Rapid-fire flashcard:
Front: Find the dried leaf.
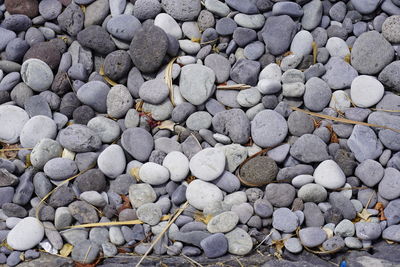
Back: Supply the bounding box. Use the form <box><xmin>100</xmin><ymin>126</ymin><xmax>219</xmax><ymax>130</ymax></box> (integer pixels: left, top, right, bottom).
<box><xmin>103</xmin><ymin>75</ymin><xmax>118</xmax><ymax>87</ymax></box>
<box><xmin>129</xmin><ymin>167</ymin><xmax>141</xmax><ymax>182</ymax></box>
<box><xmin>25</xmin><ymin>154</ymin><xmax>32</xmax><ymax>168</ymax></box>
<box><xmin>312</xmin><ymin>41</ymin><xmax>318</xmax><ymax>65</ymax></box>
<box><xmin>194</xmin><ymin>211</ymin><xmax>213</xmax><ymax>224</ymax></box>
<box><xmin>385</xmin><ymin>239</ymin><xmax>395</xmax><ymax>244</ymax></box>
<box><xmin>344</xmin><ymin>54</ymin><xmax>351</xmax><ymax>64</ymax></box>
<box><xmin>271</xmin><ymin>239</ymin><xmax>284</xmax><ymax>259</ymax></box>
<box><xmin>157</xmin><ymin>120</ymin><xmax>176</xmax><ymax>131</ymax></box>
<box><xmin>164</xmin><ymin>57</ymin><xmax>177</xmax><ymax>106</ymax></box>
<box><xmin>118</xmin><ymin>195</ymin><xmax>132</xmax><ymax>213</ymax></box>
<box><xmin>135</xmin><ymin>100</ymin><xmax>144</xmax><ymax>112</ymax></box>
<box><xmin>60</xmin><ymin>243</ymin><xmax>74</xmax><ymax>257</ymax></box>
<box><xmin>374</xmin><ymin>202</ymin><xmax>387</xmax><ymax>221</ymax></box>
<box><xmin>66</xmin><ymin>215</ymin><xmax>171</xmax><ymax>229</ymax></box>
<box><xmin>191</xmin><ymin>38</ymin><xmax>201</xmax><ymax>43</ymax></box>
<box><xmin>357</xmin><ymin>209</ymin><xmax>373</xmax><ymax>222</ymax></box>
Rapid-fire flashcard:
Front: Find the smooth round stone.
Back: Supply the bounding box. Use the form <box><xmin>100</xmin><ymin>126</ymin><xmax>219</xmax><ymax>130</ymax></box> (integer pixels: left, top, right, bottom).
<box><xmin>345</xmin><ymin>237</ymin><xmax>362</xmax><ymax>249</ymax></box>
<box><xmin>77</xmin><ymin>81</ymin><xmax>110</xmax><ymax>113</ymax></box>
<box><xmin>234</xmin><ymin>14</ymin><xmax>265</xmax><ymax>29</ymax></box>
<box><xmin>299</xmin><ymin>227</ymin><xmax>327</xmax><ymax>247</ymax></box>
<box><xmin>290</xmin><ymin>30</ymin><xmax>313</xmax><ymax>56</ymax></box>
<box><xmin>80</xmin><ymin>191</ymin><xmax>106</xmax><ymax>207</ymax></box>
<box><xmin>161</xmin><ymin>0</ymin><xmax>201</xmax><ymax>21</ymax></box>
<box><xmin>179</xmin><ymin>64</ymin><xmax>215</xmax><ymax>105</ymax></box>
<box><xmin>304</xmin><ymin>77</ymin><xmax>332</xmax><ymax>112</ymax></box>
<box><xmin>351</xmin><ymin>0</ymin><xmax>381</xmax><ymax>14</ymax></box>
<box><xmin>272</xmin><ymin>208</ymin><xmax>299</xmax><ymax>233</ymax></box>
<box><xmin>106</xmin><ymin>14</ymin><xmax>141</xmax><ymax>42</ymax></box>
<box><xmin>382</xmin><ymin>16</ymin><xmax>400</xmax><ymax>43</ymax></box>
<box><xmin>189</xmin><ymin>148</ymin><xmax>226</xmax><ymax>181</ymax></box>
<box><xmin>257</xmin><ymin>79</ymin><xmax>281</xmax><ymax>94</ymax></box>
<box><xmin>244</xmin><ymin>41</ymin><xmax>264</xmax><ymax>61</ymax></box>
<box><xmin>107</xmin><ymin>85</ymin><xmax>133</xmax><ymax>119</ymax></box>
<box><xmin>322</xmin><ymin>57</ymin><xmax>358</xmax><ymax>90</ymax></box>
<box><xmin>298</xmin><ymin>183</ymin><xmax>328</xmax><ymax>203</ymax></box>
<box><xmin>329</xmin><ymin>90</ymin><xmax>351</xmax><ymax>111</ymax></box>
<box><xmin>382</xmin><ymin>225</ymin><xmax>400</xmax><ymax>242</ymax></box>
<box><xmin>19</xmin><ymin>115</ymin><xmax>57</xmax><ymax>148</ymax></box>
<box><xmin>292</xmin><ymin>174</ymin><xmax>314</xmax><ymax>188</ymax></box>
<box><xmin>97</xmin><ymin>145</ymin><xmax>126</xmax><ymax>179</ymax></box>
<box><xmin>87</xmin><ymin>116</ymin><xmax>120</xmax><ymax>144</ymax></box>
<box><xmin>139</xmin><ymin>79</ymin><xmax>169</xmax><ymax>105</ymax></box>
<box><xmin>350</xmin><ymin>75</ymin><xmax>384</xmax><ymax>108</ymax></box>
<box><xmin>59</xmin><ymin>124</ymin><xmax>102</xmax><ymax>153</ymax></box>
<box><xmin>20</xmin><ymin>59</ymin><xmax>53</xmax><ymax>92</ymax></box>
<box><xmin>186</xmin><ymin>111</ymin><xmax>212</xmax><ymax>131</ymax></box>
<box><xmin>200</xmin><ymin>233</ymin><xmax>228</xmax><ymax>259</ymax></box>
<box><xmin>39</xmin><ymin>0</ymin><xmax>62</xmax><ymax>20</ymax></box>
<box><xmin>0</xmin><ymin>105</ymin><xmax>29</xmax><ymax>144</ymax></box>
<box><xmin>335</xmin><ymin>219</ymin><xmax>355</xmax><ymax>237</ymax></box>
<box><xmin>205</xmin><ymin>0</ymin><xmax>230</xmax><ymax>16</ymax></box>
<box><xmin>136</xmin><ymin>203</ymin><xmax>162</xmax><ymax>226</ymax></box>
<box><xmin>284</xmin><ymin>238</ymin><xmax>303</xmax><ymax>254</ymax></box>
<box><xmin>163</xmin><ymin>151</ymin><xmax>189</xmax><ymax>182</ymax></box>
<box><xmin>72</xmin><ymin>240</ymin><xmax>100</xmax><ymax>264</ymax></box>
<box><xmin>133</xmin><ymin>0</ymin><xmax>162</xmax><ymax>20</ymax></box>
<box><xmin>121</xmin><ymin>127</ymin><xmax>154</xmax><ymax>162</ymax></box>
<box><xmin>216</xmin><ymin>17</ymin><xmax>237</xmax><ymax>36</ymax></box>
<box><xmin>236</xmin><ymin>88</ymin><xmax>261</xmax><ymax>108</ymax></box>
<box><xmin>355</xmin><ymin>222</ymin><xmax>382</xmax><ymax>240</ymax></box>
<box><xmin>355</xmin><ymin>159</ymin><xmax>384</xmax><ymax>187</ymax></box>
<box><xmin>30</xmin><ymin>139</ymin><xmax>63</xmax><ymax>169</ymax></box>
<box><xmin>379</xmin><ymin>168</ymin><xmax>400</xmax><ymax>200</ymax></box>
<box><xmin>204</xmin><ymin>54</ymin><xmax>231</xmax><ymax>84</ymax></box>
<box><xmin>7</xmin><ymin>217</ymin><xmax>44</xmax><ymax>251</ymax></box>
<box><xmin>178</xmin><ymin>40</ymin><xmax>200</xmax><ymax>54</ymax></box>
<box><xmin>207</xmin><ymin>211</ymin><xmax>239</xmax><ymax>233</ymax></box>
<box><xmin>302</xmin><ymin>0</ymin><xmax>323</xmax><ymax>30</ymax></box>
<box><xmin>44</xmin><ymin>158</ymin><xmax>78</xmax><ymax>180</ymax></box>
<box><xmin>139</xmin><ymin>162</ymin><xmax>170</xmax><ymax>185</ymax></box>
<box><xmin>251</xmin><ymin>110</ymin><xmax>288</xmax><ymax>148</ymax></box>
<box><xmin>154</xmin><ymin>13</ymin><xmax>182</xmax><ymax>39</ymax></box>
<box><xmin>351</xmin><ymin>31</ymin><xmax>394</xmax><ymax>75</ymax></box>
<box><xmin>239</xmin><ymin>156</ymin><xmax>278</xmax><ymax>186</ymax></box>
<box><xmin>326</xmin><ymin>37</ymin><xmax>350</xmax><ymax>58</ymax></box>
<box><xmin>142</xmin><ymin>99</ymin><xmax>174</xmax><ymax>121</ymax></box>
<box><xmin>186</xmin><ymin>180</ymin><xmax>223</xmax><ymax>210</ymax></box>
<box><xmin>314</xmin><ymin>160</ymin><xmax>346</xmax><ymax>189</ymax></box>
<box><xmin>225</xmin><ymin>228</ymin><xmax>253</xmax><ymax>256</ymax></box>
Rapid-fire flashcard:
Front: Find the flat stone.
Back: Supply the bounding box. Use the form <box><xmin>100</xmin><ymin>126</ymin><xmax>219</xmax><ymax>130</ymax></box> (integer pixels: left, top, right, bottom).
<box><xmin>98</xmin><ymin>144</ymin><xmax>126</xmax><ymax>179</ymax></box>
<box><xmin>129</xmin><ymin>183</ymin><xmax>157</xmax><ymax>208</ymax></box>
<box><xmin>348</xmin><ymin>125</ymin><xmax>383</xmax><ymax>162</ymax></box>
<box><xmin>121</xmin><ymin>127</ymin><xmax>154</xmax><ymax>162</ymax></box>
<box><xmin>272</xmin><ymin>208</ymin><xmax>299</xmax><ymax>233</ymax></box>
<box><xmin>350</xmin><ymin>76</ymin><xmax>384</xmax><ymax>108</ymax></box>
<box><xmin>7</xmin><ymin>217</ymin><xmax>44</xmax><ymax>251</ymax></box>
<box><xmin>314</xmin><ymin>160</ymin><xmax>346</xmax><ymax>190</ymax></box>
<box><xmin>251</xmin><ymin>110</ymin><xmax>288</xmax><ymax>148</ymax></box>
<box><xmin>59</xmin><ymin>124</ymin><xmax>102</xmax><ymax>153</ymax></box>
<box><xmin>0</xmin><ymin>105</ymin><xmax>29</xmax><ymax>144</ymax></box>
<box><xmin>299</xmin><ymin>227</ymin><xmax>327</xmax><ymax>247</ymax></box>
<box><xmin>225</xmin><ymin>228</ymin><xmax>253</xmax><ymax>256</ymax></box>
<box><xmin>186</xmin><ymin>180</ymin><xmax>223</xmax><ymax>210</ymax></box>
<box><xmin>189</xmin><ymin>148</ymin><xmax>226</xmax><ymax>181</ymax></box>
<box><xmin>378</xmin><ymin>168</ymin><xmax>400</xmax><ymax>200</ymax></box>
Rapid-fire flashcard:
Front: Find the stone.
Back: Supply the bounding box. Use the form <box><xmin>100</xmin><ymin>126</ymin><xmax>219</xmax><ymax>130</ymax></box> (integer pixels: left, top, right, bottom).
<box><xmin>77</xmin><ymin>25</ymin><xmax>116</xmax><ymax>55</ymax></box>
<box><xmin>44</xmin><ymin>157</ymin><xmax>78</xmax><ymax>180</ymax></box>
<box><xmin>378</xmin><ymin>168</ymin><xmax>400</xmax><ymax>200</ymax></box>
<box><xmin>129</xmin><ymin>24</ymin><xmax>168</xmax><ymax>73</ymax></box>
<box><xmin>350</xmin><ymin>76</ymin><xmax>384</xmax><ymax>108</ymax></box>
<box><xmin>355</xmin><ymin>159</ymin><xmax>384</xmax><ymax>187</ymax></box>
<box><xmin>71</xmin><ymin>240</ymin><xmax>100</xmax><ymax>264</ymax></box>
<box><xmin>290</xmin><ymin>30</ymin><xmax>313</xmax><ymax>57</ymax></box>
<box><xmin>76</xmin><ymin>81</ymin><xmax>110</xmax><ymax>113</ymax></box>
<box><xmin>272</xmin><ymin>208</ymin><xmax>299</xmax><ymax>233</ymax></box>
<box><xmin>230</xmin><ymin>59</ymin><xmax>260</xmax><ymax>86</ymax></box>
<box><xmin>21</xmin><ymin>59</ymin><xmax>53</xmax><ymax>92</ymax></box>
<box><xmin>139</xmin><ymin>80</ymin><xmax>169</xmax><ymax>105</ymax></box>
<box><xmin>121</xmin><ymin>127</ymin><xmax>154</xmax><ymax>162</ymax></box>
<box><xmin>265</xmin><ymin>184</ymin><xmax>296</xmax><ymax>208</ymax></box>
<box><xmin>161</xmin><ymin>0</ymin><xmax>201</xmax><ymax>21</ymax></box>
<box><xmin>299</xmin><ymin>227</ymin><xmax>327</xmax><ymax>247</ymax></box>
<box><xmin>351</xmin><ymin>31</ymin><xmax>394</xmax><ymax>75</ymax></box>
<box><xmin>69</xmin><ymin>201</ymin><xmax>99</xmax><ymax>224</ymax></box>
<box><xmin>326</xmin><ymin>37</ymin><xmax>350</xmax><ymax>58</ymax></box>
<box><xmin>107</xmin><ymin>85</ymin><xmax>133</xmax><ymax>119</ymax></box>
<box><xmin>7</xmin><ymin>217</ymin><xmax>44</xmax><ymax>251</ymax></box>
<box><xmin>189</xmin><ymin>148</ymin><xmax>226</xmax><ymax>181</ymax></box>
<box><xmin>234</xmin><ymin>14</ymin><xmax>265</xmax><ymax>29</ymax></box>
<box><xmin>212</xmin><ymin>109</ymin><xmax>250</xmax><ymax>144</ymax></box>
<box><xmin>186</xmin><ymin>111</ymin><xmax>212</xmax><ymax>131</ymax></box>
<box><xmin>284</xmin><ymin>238</ymin><xmax>303</xmax><ymax>254</ymax></box>
<box><xmin>0</xmin><ymin>105</ymin><xmax>29</xmax><ymax>144</ymax></box>
<box><xmin>200</xmin><ymin>233</ymin><xmax>228</xmax><ymax>258</ymax></box>
<box><xmin>335</xmin><ymin>219</ymin><xmax>355</xmax><ymax>237</ymax></box>
<box><xmin>186</xmin><ymin>180</ymin><xmax>223</xmax><ymax>210</ymax></box>
<box><xmin>20</xmin><ymin>115</ymin><xmax>57</xmax><ymax>148</ymax></box>
<box><xmin>225</xmin><ymin>228</ymin><xmax>252</xmax><ymax>256</ymax></box>
<box><xmin>314</xmin><ymin>160</ymin><xmax>346</xmax><ymax>190</ymax></box>
<box><xmin>4</xmin><ymin>0</ymin><xmax>39</xmax><ymax>18</ymax></box>
<box><xmin>298</xmin><ymin>184</ymin><xmax>328</xmax><ymax>203</ymax></box>
<box><xmin>322</xmin><ymin>57</ymin><xmax>358</xmax><ymax>90</ymax></box>
<box><xmin>261</xmin><ymin>15</ymin><xmax>297</xmax><ymax>56</ymax></box>
<box><xmin>290</xmin><ymin>134</ymin><xmax>330</xmax><ymax>163</ymax></box>
<box><xmin>97</xmin><ymin>144</ymin><xmax>126</xmax><ymax>179</ymax></box>
<box><xmin>179</xmin><ymin>64</ymin><xmax>215</xmax><ymax>105</ymax></box>
<box><xmin>87</xmin><ymin>117</ymin><xmax>120</xmax><ymax>144</ymax></box>
<box><xmin>348</xmin><ymin>125</ymin><xmax>383</xmax><ymax>162</ymax></box>
<box><xmin>207</xmin><ymin>211</ymin><xmax>239</xmax><ymax>233</ymax></box>
<box><xmin>382</xmin><ymin>225</ymin><xmax>400</xmax><ymax>242</ymax></box>
<box><xmin>329</xmin><ymin>192</ymin><xmax>357</xmax><ymax>220</ymax></box>
<box><xmin>74</xmin><ymin>169</ymin><xmax>106</xmax><ymax>193</ymax></box>
<box><xmin>106</xmin><ymin>14</ymin><xmax>141</xmax><ymax>42</ymax></box>
<box><xmin>129</xmin><ymin>183</ymin><xmax>157</xmax><ymax>208</ymax></box>
<box><xmin>59</xmin><ymin>124</ymin><xmax>102</xmax><ymax>153</ymax></box>
<box><xmin>57</xmin><ymin>3</ymin><xmax>84</xmax><ymax>36</ymax></box>
<box><xmin>239</xmin><ymin>156</ymin><xmax>278</xmax><ymax>186</ymax></box>
<box><xmin>378</xmin><ymin>61</ymin><xmax>400</xmax><ymax>92</ymax></box>
<box><xmin>138</xmin><ymin>162</ymin><xmax>169</xmax><ymax>185</ymax></box>
<box><xmin>355</xmin><ymin>222</ymin><xmax>382</xmax><ymax>240</ymax></box>
<box><xmin>204</xmin><ymin>54</ymin><xmax>231</xmax><ymax>84</ymax></box>
<box><xmin>84</xmin><ymin>0</ymin><xmax>109</xmax><ymax>27</ymax></box>
<box><xmin>322</xmin><ymin>236</ymin><xmax>345</xmax><ymax>251</ymax></box>
<box><xmin>136</xmin><ymin>203</ymin><xmax>162</xmax><ymax>226</ymax></box>
<box><xmin>251</xmin><ymin>110</ymin><xmax>288</xmax><ymax>148</ymax></box>
<box><xmin>134</xmin><ymin>0</ymin><xmax>162</xmax><ymax>20</ymax></box>
<box><xmin>104</xmin><ymin>51</ymin><xmax>132</xmax><ymax>81</ymax></box>
<box><xmin>303</xmin><ymin>202</ymin><xmax>324</xmax><ymax>227</ymax></box>
<box><xmin>351</xmin><ymin>0</ymin><xmax>382</xmax><ymax>14</ymax></box>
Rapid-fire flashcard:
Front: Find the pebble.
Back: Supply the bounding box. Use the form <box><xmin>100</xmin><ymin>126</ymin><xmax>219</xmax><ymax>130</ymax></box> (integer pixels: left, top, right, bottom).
<box><xmin>7</xmin><ymin>217</ymin><xmax>44</xmax><ymax>251</ymax></box>
<box><xmin>77</xmin><ymin>81</ymin><xmax>110</xmax><ymax>113</ymax></box>
<box><xmin>251</xmin><ymin>110</ymin><xmax>288</xmax><ymax>148</ymax></box>
<box><xmin>207</xmin><ymin>211</ymin><xmax>239</xmax><ymax>233</ymax></box>
<box><xmin>355</xmin><ymin>159</ymin><xmax>384</xmax><ymax>187</ymax></box>
<box><xmin>290</xmin><ymin>134</ymin><xmax>330</xmax><ymax>163</ymax></box>
<box><xmin>322</xmin><ymin>57</ymin><xmax>358</xmax><ymax>90</ymax></box>
<box><xmin>284</xmin><ymin>238</ymin><xmax>303</xmax><ymax>253</ymax></box>
<box><xmin>200</xmin><ymin>233</ymin><xmax>228</xmax><ymax>258</ymax></box>
<box><xmin>272</xmin><ymin>208</ymin><xmax>299</xmax><ymax>233</ymax></box>
<box><xmin>121</xmin><ymin>127</ymin><xmax>154</xmax><ymax>162</ymax></box>
<box><xmin>314</xmin><ymin>160</ymin><xmax>346</xmax><ymax>190</ymax></box>
<box><xmin>350</xmin><ymin>76</ymin><xmax>384</xmax><ymax>108</ymax></box>
<box><xmin>186</xmin><ymin>180</ymin><xmax>223</xmax><ymax>210</ymax></box>
<box><xmin>290</xmin><ymin>30</ymin><xmax>313</xmax><ymax>57</ymax></box>
<box><xmin>299</xmin><ymin>227</ymin><xmax>327</xmax><ymax>247</ymax></box>
<box><xmin>0</xmin><ymin>105</ymin><xmax>29</xmax><ymax>144</ymax></box>
<box><xmin>239</xmin><ymin>156</ymin><xmax>278</xmax><ymax>186</ymax></box>
<box><xmin>98</xmin><ymin>144</ymin><xmax>126</xmax><ymax>179</ymax></box>
<box><xmin>21</xmin><ymin>59</ymin><xmax>53</xmax><ymax>92</ymax></box>
<box><xmin>355</xmin><ymin>222</ymin><xmax>382</xmax><ymax>240</ymax></box>
<box><xmin>335</xmin><ymin>219</ymin><xmax>355</xmax><ymax>237</ymax></box>
<box><xmin>212</xmin><ymin>109</ymin><xmax>250</xmax><ymax>144</ymax></box>
<box><xmin>378</xmin><ymin>168</ymin><xmax>400</xmax><ymax>200</ymax></box>
<box><xmin>298</xmin><ymin>183</ymin><xmax>327</xmax><ymax>203</ymax></box>
<box><xmin>348</xmin><ymin>125</ymin><xmax>383</xmax><ymax>162</ymax></box>
<box><xmin>225</xmin><ymin>228</ymin><xmax>253</xmax><ymax>256</ymax></box>
<box><xmin>59</xmin><ymin>124</ymin><xmax>102</xmax><ymax>153</ymax></box>
<box><xmin>128</xmin><ymin>183</ymin><xmax>157</xmax><ymax>208</ymax></box>
<box><xmin>72</xmin><ymin>240</ymin><xmax>100</xmax><ymax>264</ymax></box>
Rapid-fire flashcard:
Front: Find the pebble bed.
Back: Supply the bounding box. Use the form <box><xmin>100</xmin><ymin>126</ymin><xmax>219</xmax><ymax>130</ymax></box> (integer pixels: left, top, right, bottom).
<box><xmin>0</xmin><ymin>0</ymin><xmax>400</xmax><ymax>266</ymax></box>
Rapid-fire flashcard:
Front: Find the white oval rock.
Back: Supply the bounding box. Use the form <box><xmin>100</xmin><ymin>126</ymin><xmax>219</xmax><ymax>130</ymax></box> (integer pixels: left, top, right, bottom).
<box><xmin>97</xmin><ymin>144</ymin><xmax>126</xmax><ymax>178</ymax></box>
<box><xmin>20</xmin><ymin>115</ymin><xmax>57</xmax><ymax>148</ymax></box>
<box><xmin>7</xmin><ymin>217</ymin><xmax>45</xmax><ymax>250</ymax></box>
<box><xmin>21</xmin><ymin>59</ymin><xmax>53</xmax><ymax>92</ymax></box>
<box><xmin>189</xmin><ymin>148</ymin><xmax>226</xmax><ymax>181</ymax></box>
<box><xmin>259</xmin><ymin>63</ymin><xmax>282</xmax><ymax>81</ymax></box>
<box><xmin>186</xmin><ymin>179</ymin><xmax>223</xmax><ymax>210</ymax></box>
<box><xmin>292</xmin><ymin>174</ymin><xmax>314</xmax><ymax>188</ymax></box>
<box><xmin>162</xmin><ymin>151</ymin><xmax>189</xmax><ymax>182</ymax></box>
<box><xmin>314</xmin><ymin>160</ymin><xmax>346</xmax><ymax>189</ymax></box>
<box><xmin>139</xmin><ymin>162</ymin><xmax>170</xmax><ymax>185</ymax></box>
<box><xmin>290</xmin><ymin>30</ymin><xmax>313</xmax><ymax>57</ymax></box>
<box><xmin>225</xmin><ymin>227</ymin><xmax>253</xmax><ymax>256</ymax></box>
<box><xmin>0</xmin><ymin>105</ymin><xmax>29</xmax><ymax>144</ymax></box>
<box><xmin>326</xmin><ymin>37</ymin><xmax>350</xmax><ymax>59</ymax></box>
<box><xmin>154</xmin><ymin>13</ymin><xmax>182</xmax><ymax>39</ymax></box>
<box><xmin>350</xmin><ymin>75</ymin><xmax>384</xmax><ymax>108</ymax></box>
<box><xmin>257</xmin><ymin>79</ymin><xmax>281</xmax><ymax>94</ymax></box>
<box><xmin>207</xmin><ymin>211</ymin><xmax>239</xmax><ymax>233</ymax></box>
<box><xmin>329</xmin><ymin>90</ymin><xmax>351</xmax><ymax>111</ymax></box>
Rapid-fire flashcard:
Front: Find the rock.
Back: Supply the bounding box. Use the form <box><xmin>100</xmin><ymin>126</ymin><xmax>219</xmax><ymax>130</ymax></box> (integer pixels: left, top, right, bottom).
<box><xmin>290</xmin><ymin>134</ymin><xmax>330</xmax><ymax>163</ymax></box>
<box><xmin>7</xmin><ymin>217</ymin><xmax>44</xmax><ymax>251</ymax></box>
<box><xmin>326</xmin><ymin>37</ymin><xmax>350</xmax><ymax>59</ymax></box>
<box><xmin>186</xmin><ymin>180</ymin><xmax>223</xmax><ymax>210</ymax></box>
<box><xmin>162</xmin><ymin>151</ymin><xmax>189</xmax><ymax>182</ymax></box>
<box><xmin>107</xmin><ymin>85</ymin><xmax>133</xmax><ymax>119</ymax></box>
<box><xmin>350</xmin><ymin>76</ymin><xmax>384</xmax><ymax>108</ymax></box>
<box><xmin>69</xmin><ymin>201</ymin><xmax>99</xmax><ymax>224</ymax></box>
<box><xmin>378</xmin><ymin>61</ymin><xmax>400</xmax><ymax>93</ymax></box>
<box><xmin>335</xmin><ymin>219</ymin><xmax>355</xmax><ymax>237</ymax></box>
<box><xmin>161</xmin><ymin>0</ymin><xmax>201</xmax><ymax>21</ymax></box>
<box><xmin>239</xmin><ymin>156</ymin><xmax>278</xmax><ymax>186</ymax></box>
<box><xmin>186</xmin><ymin>111</ymin><xmax>212</xmax><ymax>131</ymax></box>
<box><xmin>355</xmin><ymin>159</ymin><xmax>384</xmax><ymax>187</ymax></box>
<box><xmin>139</xmin><ymin>162</ymin><xmax>170</xmax><ymax>185</ymax></box>
<box><xmin>234</xmin><ymin>14</ymin><xmax>265</xmax><ymax>29</ymax></box>
<box><xmin>200</xmin><ymin>233</ymin><xmax>228</xmax><ymax>258</ymax></box>
<box><xmin>225</xmin><ymin>228</ymin><xmax>252</xmax><ymax>256</ymax></box>
<box><xmin>355</xmin><ymin>222</ymin><xmax>382</xmax><ymax>240</ymax></box>
<box><xmin>104</xmin><ymin>51</ymin><xmax>132</xmax><ymax>81</ymax></box>
<box><xmin>351</xmin><ymin>0</ymin><xmax>381</xmax><ymax>14</ymax></box>
<box><xmin>290</xmin><ymin>30</ymin><xmax>313</xmax><ymax>57</ymax></box>
<box><xmin>76</xmin><ymin>81</ymin><xmax>110</xmax><ymax>113</ymax></box>
<box><xmin>382</xmin><ymin>16</ymin><xmax>400</xmax><ymax>43</ymax></box>
<box><xmin>136</xmin><ymin>203</ymin><xmax>162</xmax><ymax>226</ymax></box>
<box><xmin>98</xmin><ymin>145</ymin><xmax>126</xmax><ymax>179</ymax></box>
<box><xmin>284</xmin><ymin>238</ymin><xmax>303</xmax><ymax>254</ymax></box>
<box><xmin>20</xmin><ymin>115</ymin><xmax>57</xmax><ymax>148</ymax></box>
<box><xmin>251</xmin><ymin>110</ymin><xmax>288</xmax><ymax>148</ymax></box>
<box><xmin>121</xmin><ymin>127</ymin><xmax>154</xmax><ymax>162</ymax></box>
<box><xmin>322</xmin><ymin>57</ymin><xmax>358</xmax><ymax>90</ymax></box>
<box><xmin>134</xmin><ymin>0</ymin><xmax>162</xmax><ymax>20</ymax></box>
<box><xmin>204</xmin><ymin>54</ymin><xmax>231</xmax><ymax>84</ymax></box>
<box><xmin>87</xmin><ymin>117</ymin><xmax>120</xmax><ymax>144</ymax></box>
<box><xmin>298</xmin><ymin>184</ymin><xmax>328</xmax><ymax>203</ymax></box>
<box><xmin>230</xmin><ymin>59</ymin><xmax>260</xmax><ymax>86</ymax></box>
<box><xmin>129</xmin><ymin>183</ymin><xmax>157</xmax><ymax>208</ymax></box>
<box><xmin>59</xmin><ymin>124</ymin><xmax>102</xmax><ymax>153</ymax></box>
<box><xmin>314</xmin><ymin>160</ymin><xmax>346</xmax><ymax>190</ymax></box>
<box><xmin>84</xmin><ymin>0</ymin><xmax>109</xmax><ymax>27</ymax></box>
<box><xmin>348</xmin><ymin>125</ymin><xmax>383</xmax><ymax>162</ymax></box>
<box><xmin>378</xmin><ymin>168</ymin><xmax>400</xmax><ymax>200</ymax></box>
<box><xmin>4</xmin><ymin>0</ymin><xmax>39</xmax><ymax>18</ymax></box>
<box><xmin>212</xmin><ymin>109</ymin><xmax>250</xmax><ymax>144</ymax></box>
<box><xmin>261</xmin><ymin>15</ymin><xmax>297</xmax><ymax>56</ymax></box>
<box><xmin>21</xmin><ymin>59</ymin><xmax>53</xmax><ymax>92</ymax></box>
<box><xmin>302</xmin><ymin>0</ymin><xmax>323</xmax><ymax>30</ymax></box>
<box><xmin>382</xmin><ymin>225</ymin><xmax>400</xmax><ymax>242</ymax></box>
<box><xmin>189</xmin><ymin>148</ymin><xmax>226</xmax><ymax>181</ymax></box>
<box><xmin>129</xmin><ymin>24</ymin><xmax>168</xmax><ymax>73</ymax></box>
<box><xmin>72</xmin><ymin>240</ymin><xmax>100</xmax><ymax>264</ymax></box>
<box><xmin>77</xmin><ymin>25</ymin><xmax>116</xmax><ymax>55</ymax></box>
<box><xmin>299</xmin><ymin>227</ymin><xmax>327</xmax><ymax>247</ymax></box>
<box><xmin>57</xmin><ymin>3</ymin><xmax>84</xmax><ymax>36</ymax></box>
<box><xmin>351</xmin><ymin>31</ymin><xmax>394</xmax><ymax>75</ymax></box>
<box><xmin>139</xmin><ymin>79</ymin><xmax>169</xmax><ymax>105</ymax></box>
<box><xmin>0</xmin><ymin>105</ymin><xmax>29</xmax><ymax>144</ymax></box>
<box><xmin>207</xmin><ymin>211</ymin><xmax>239</xmax><ymax>233</ymax></box>
<box><xmin>329</xmin><ymin>192</ymin><xmax>357</xmax><ymax>220</ymax></box>
<box><xmin>106</xmin><ymin>14</ymin><xmax>141</xmax><ymax>42</ymax></box>
<box><xmin>44</xmin><ymin>158</ymin><xmax>78</xmax><ymax>180</ymax></box>
<box><xmin>265</xmin><ymin>183</ymin><xmax>296</xmax><ymax>207</ymax></box>
<box><xmin>322</xmin><ymin>236</ymin><xmax>345</xmax><ymax>251</ymax></box>
<box><xmin>272</xmin><ymin>208</ymin><xmax>299</xmax><ymax>233</ymax></box>
<box><xmin>303</xmin><ymin>202</ymin><xmax>324</xmax><ymax>227</ymax></box>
